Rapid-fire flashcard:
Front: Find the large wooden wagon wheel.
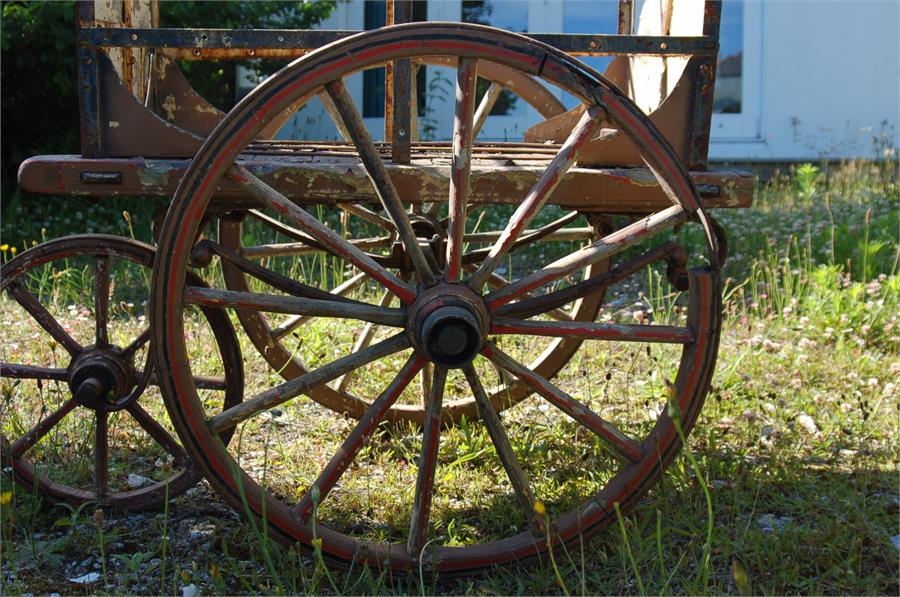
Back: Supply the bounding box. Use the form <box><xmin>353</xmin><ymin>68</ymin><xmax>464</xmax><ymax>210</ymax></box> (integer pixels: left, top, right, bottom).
<box><xmin>0</xmin><ymin>235</ymin><xmax>243</xmax><ymax>510</ymax></box>
<box><xmin>216</xmin><ymin>58</ymin><xmax>608</xmax><ymax>425</ymax></box>
<box><xmin>153</xmin><ymin>24</ymin><xmax>722</xmax><ymax>572</ymax></box>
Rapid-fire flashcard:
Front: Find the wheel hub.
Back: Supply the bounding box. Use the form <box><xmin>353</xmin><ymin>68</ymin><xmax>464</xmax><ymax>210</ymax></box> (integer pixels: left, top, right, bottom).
<box><xmin>67</xmin><ymin>347</ymin><xmax>136</xmax><ymax>411</ymax></box>
<box><xmin>407</xmin><ymin>284</ymin><xmax>489</xmax><ymax>368</ymax></box>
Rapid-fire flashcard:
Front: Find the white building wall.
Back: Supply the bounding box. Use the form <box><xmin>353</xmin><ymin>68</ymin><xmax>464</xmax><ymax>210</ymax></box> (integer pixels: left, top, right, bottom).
<box><xmin>275</xmin><ymin>0</ymin><xmax>899</xmax><ymax>161</ymax></box>
<box><xmin>710</xmin><ymin>0</ymin><xmax>900</xmax><ymax>161</ymax></box>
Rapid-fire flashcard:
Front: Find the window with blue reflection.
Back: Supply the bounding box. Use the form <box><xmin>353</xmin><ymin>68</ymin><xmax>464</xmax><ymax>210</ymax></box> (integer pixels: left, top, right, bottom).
<box><xmin>462</xmin><ymin>1</ymin><xmax>530</xmax><ymax>116</ymax></box>
<box><xmin>563</xmin><ymin>0</ymin><xmax>619</xmax><ymax>75</ymax></box>
<box><xmin>714</xmin><ymin>0</ymin><xmax>743</xmax><ymax>113</ymax></box>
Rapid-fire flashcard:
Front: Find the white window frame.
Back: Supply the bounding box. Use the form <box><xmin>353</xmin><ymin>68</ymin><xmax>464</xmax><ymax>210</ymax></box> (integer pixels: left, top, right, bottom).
<box><xmin>710</xmin><ymin>0</ymin><xmax>763</xmax><ymax>141</ymax></box>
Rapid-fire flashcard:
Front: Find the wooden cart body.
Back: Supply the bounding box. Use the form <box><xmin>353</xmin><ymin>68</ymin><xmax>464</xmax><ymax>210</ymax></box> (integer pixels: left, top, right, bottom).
<box><xmin>18</xmin><ymin>0</ymin><xmax>753</xmax><ymax>213</ymax></box>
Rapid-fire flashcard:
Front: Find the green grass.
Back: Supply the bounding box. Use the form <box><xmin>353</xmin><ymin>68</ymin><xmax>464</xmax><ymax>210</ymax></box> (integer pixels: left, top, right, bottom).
<box><xmin>1</xmin><ymin>160</ymin><xmax>898</xmax><ymax>595</ymax></box>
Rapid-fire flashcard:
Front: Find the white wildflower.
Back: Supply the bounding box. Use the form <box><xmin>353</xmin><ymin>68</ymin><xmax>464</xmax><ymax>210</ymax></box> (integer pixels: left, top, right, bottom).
<box><xmin>796</xmin><ymin>413</ymin><xmax>819</xmax><ymax>435</ymax></box>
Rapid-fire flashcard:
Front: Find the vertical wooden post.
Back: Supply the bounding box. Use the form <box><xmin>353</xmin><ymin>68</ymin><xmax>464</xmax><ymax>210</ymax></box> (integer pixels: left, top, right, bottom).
<box><xmin>388</xmin><ymin>0</ymin><xmax>413</xmax><ymax>164</ymax></box>
<box><xmin>77</xmin><ymin>1</ymin><xmax>102</xmax><ymax>157</ymax></box>
<box><xmin>384</xmin><ymin>0</ymin><xmax>395</xmax><ymax>142</ymax></box>
<box><xmin>617</xmin><ymin>0</ymin><xmax>634</xmax><ymax>34</ymax></box>
<box><xmin>689</xmin><ymin>0</ymin><xmax>722</xmax><ymax>170</ymax></box>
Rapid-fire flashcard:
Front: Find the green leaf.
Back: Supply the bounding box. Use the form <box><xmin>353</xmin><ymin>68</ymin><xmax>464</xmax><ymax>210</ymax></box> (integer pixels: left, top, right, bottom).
<box><xmin>732</xmin><ymin>558</ymin><xmax>753</xmax><ymax>596</ymax></box>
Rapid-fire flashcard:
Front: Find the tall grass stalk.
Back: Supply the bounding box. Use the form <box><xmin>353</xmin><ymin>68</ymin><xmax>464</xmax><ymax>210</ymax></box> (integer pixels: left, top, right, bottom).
<box><xmin>614</xmin><ymin>502</ymin><xmax>646</xmax><ymax>596</ymax></box>
<box><xmin>93</xmin><ymin>509</ymin><xmax>108</xmax><ymax>591</ymax></box>
<box><xmin>667</xmin><ymin>390</ymin><xmax>714</xmax><ymax>594</ymax></box>
<box><xmin>535</xmin><ymin>502</ymin><xmax>570</xmax><ymax>597</ymax></box>
<box><xmin>159</xmin><ymin>480</ymin><xmax>169</xmax><ymax>594</ymax></box>
<box><xmin>229</xmin><ymin>438</ymin><xmax>285</xmax><ymax>593</ymax></box>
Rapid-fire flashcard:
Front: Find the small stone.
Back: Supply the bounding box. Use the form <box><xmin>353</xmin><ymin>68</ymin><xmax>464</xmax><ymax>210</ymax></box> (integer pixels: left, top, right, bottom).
<box><xmin>127</xmin><ymin>473</ymin><xmax>154</xmax><ymax>488</ymax></box>
<box><xmin>757</xmin><ymin>513</ymin><xmax>792</xmax><ymax>533</ymax></box>
<box><xmin>69</xmin><ymin>572</ymin><xmax>101</xmax><ymax>584</ymax></box>
<box><xmin>188</xmin><ymin>521</ymin><xmax>216</xmax><ymax>543</ymax></box>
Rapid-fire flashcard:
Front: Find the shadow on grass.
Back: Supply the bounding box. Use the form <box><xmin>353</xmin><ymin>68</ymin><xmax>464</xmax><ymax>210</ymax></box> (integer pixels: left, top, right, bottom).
<box><xmin>3</xmin><ymin>441</ymin><xmax>897</xmax><ymax>596</ymax></box>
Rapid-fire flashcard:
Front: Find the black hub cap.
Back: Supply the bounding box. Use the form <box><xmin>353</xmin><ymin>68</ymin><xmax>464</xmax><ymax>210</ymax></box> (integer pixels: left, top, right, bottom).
<box><xmin>407</xmin><ymin>284</ymin><xmax>489</xmax><ymax>369</ymax></box>
<box><xmin>421</xmin><ymin>306</ymin><xmax>482</xmax><ymax>368</ymax></box>
<box><xmin>67</xmin><ymin>347</ymin><xmax>136</xmax><ymax>411</ymax></box>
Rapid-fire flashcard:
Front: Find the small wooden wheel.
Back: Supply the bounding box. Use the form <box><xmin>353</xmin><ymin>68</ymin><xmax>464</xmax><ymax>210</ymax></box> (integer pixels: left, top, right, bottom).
<box><xmin>1</xmin><ymin>235</ymin><xmax>243</xmax><ymax>510</ymax></box>
<box><xmin>153</xmin><ymin>24</ymin><xmax>722</xmax><ymax>573</ymax></box>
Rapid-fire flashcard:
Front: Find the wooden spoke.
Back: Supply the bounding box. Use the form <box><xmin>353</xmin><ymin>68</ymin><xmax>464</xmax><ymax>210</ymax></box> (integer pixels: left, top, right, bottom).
<box><xmin>464</xmin><ymin>264</ymin><xmax>571</xmax><ymax>322</ymax></box>
<box><xmin>339</xmin><ymin>203</ymin><xmax>397</xmax><ymax>234</ymax></box>
<box><xmin>487</xmin><ymin>205</ymin><xmax>687</xmax><ymax>309</ymax></box>
<box><xmin>335</xmin><ymin>289</ymin><xmax>395</xmax><ymax>393</ymax></box>
<box><xmin>247</xmin><ymin>209</ymin><xmax>320</xmax><ymax>244</ymax></box>
<box><xmin>462</xmin><ymin>225</ymin><xmax>593</xmax><ymax>245</ymax></box>
<box><xmin>407</xmin><ymin>366</ymin><xmax>448</xmax><ymax>557</ymax></box>
<box><xmin>184</xmin><ymin>286</ymin><xmax>405</xmax><ymax>328</ymax></box>
<box><xmin>230</xmin><ymin>165</ymin><xmax>415</xmax><ymax>303</ymax></box>
<box><xmin>240</xmin><ymin>237</ymin><xmax>392</xmax><ymax>259</ymax></box>
<box><xmin>467</xmin><ymin>106</ymin><xmax>604</xmax><ymax>291</ymax></box>
<box><xmin>294</xmin><ymin>354</ymin><xmax>425</xmax><ymax>521</ymax></box>
<box><xmin>220</xmin><ymin>244</ymin><xmax>350</xmax><ymax>299</ymax></box>
<box><xmin>472</xmin><ymin>82</ymin><xmax>503</xmax><ymax>138</ymax></box>
<box><xmin>462</xmin><ymin>365</ymin><xmax>540</xmax><ymax>529</ymax></box>
<box><xmin>324</xmin><ymin>78</ymin><xmax>437</xmax><ymax>285</ymax></box>
<box><xmin>483</xmin><ymin>344</ymin><xmax>644</xmax><ymax>463</ymax></box>
<box><xmin>491</xmin><ymin>318</ymin><xmax>695</xmax><ymax>344</ymax></box>
<box><xmin>420</xmin><ymin>362</ymin><xmax>433</xmax><ymax>407</ymax></box>
<box><xmin>147</xmin><ymin>371</ymin><xmax>226</xmax><ymax>392</ymax></box>
<box><xmin>10</xmin><ymin>397</ymin><xmax>79</xmax><ymax>458</ymax></box>
<box><xmin>208</xmin><ymin>333</ymin><xmax>410</xmax><ymax>434</ymax></box>
<box><xmin>192</xmin><ymin>375</ymin><xmax>227</xmax><ymax>391</ymax></box>
<box><xmin>0</xmin><ymin>363</ymin><xmax>68</xmax><ymax>381</ymax></box>
<box><xmin>127</xmin><ymin>402</ymin><xmax>190</xmax><ymax>466</ymax></box>
<box><xmin>203</xmin><ymin>240</ymin><xmax>372</xmax><ymax>306</ymax></box>
<box><xmin>120</xmin><ymin>328</ymin><xmax>151</xmax><ymax>360</ymax></box>
<box><xmin>317</xmin><ymin>90</ymin><xmax>353</xmax><ymax>142</ymax></box>
<box><xmin>446</xmin><ymin>57</ymin><xmax>478</xmax><ymax>281</ymax></box>
<box><xmin>7</xmin><ymin>281</ymin><xmax>82</xmax><ymax>357</ymax></box>
<box><xmin>94</xmin><ymin>256</ymin><xmax>110</xmax><ymax>347</ymax></box>
<box><xmin>94</xmin><ymin>410</ymin><xmax>109</xmax><ymax>497</ymax></box>
<box><xmin>461</xmin><ymin>211</ymin><xmax>582</xmax><ymax>264</ymax></box>
<box><xmin>271</xmin><ymin>272</ymin><xmax>368</xmax><ymax>341</ymax></box>
<box><xmin>244</xmin><ymin>209</ymin><xmax>393</xmax><ymax>255</ymax></box>
<box><xmin>495</xmin><ymin>242</ymin><xmax>684</xmax><ymax>319</ymax></box>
